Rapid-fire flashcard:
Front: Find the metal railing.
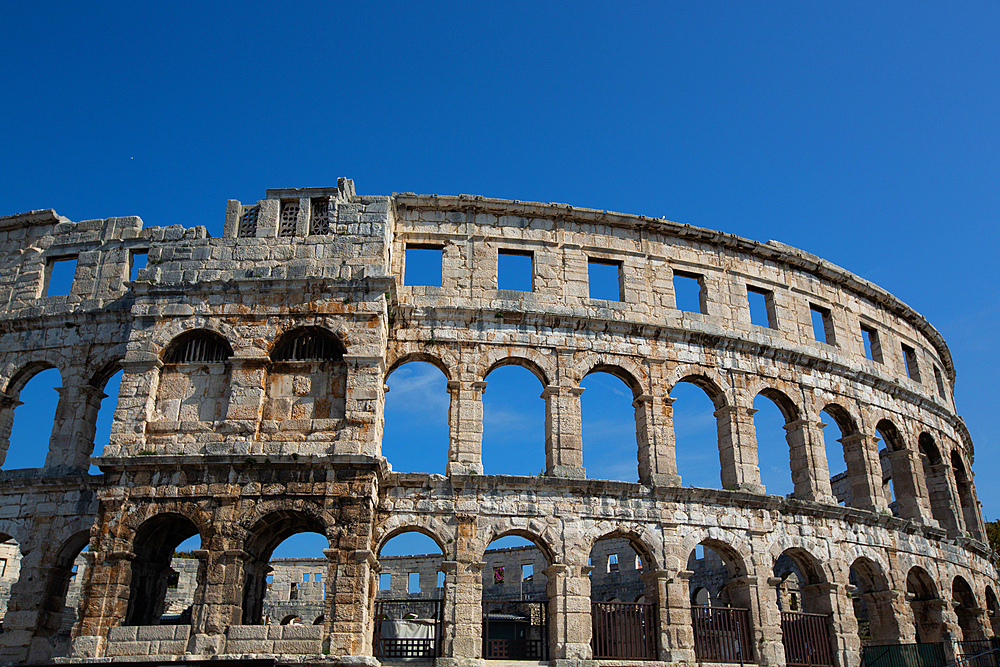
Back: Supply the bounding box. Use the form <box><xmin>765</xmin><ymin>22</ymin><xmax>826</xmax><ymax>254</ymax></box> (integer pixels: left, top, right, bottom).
<box><xmin>591</xmin><ymin>601</ymin><xmax>658</xmax><ymax>660</ymax></box>
<box><xmin>780</xmin><ymin>611</ymin><xmax>833</xmax><ymax>667</ymax></box>
<box><xmin>956</xmin><ymin>641</ymin><xmax>1000</xmax><ymax>667</ymax></box>
<box><xmin>861</xmin><ymin>642</ymin><xmax>946</xmax><ymax>667</ymax></box>
<box><xmin>373</xmin><ymin>598</ymin><xmax>443</xmax><ymax>659</ymax></box>
<box><xmin>691</xmin><ymin>606</ymin><xmax>753</xmax><ymax>664</ymax></box>
<box><xmin>482</xmin><ymin>600</ymin><xmax>548</xmax><ymax>660</ymax></box>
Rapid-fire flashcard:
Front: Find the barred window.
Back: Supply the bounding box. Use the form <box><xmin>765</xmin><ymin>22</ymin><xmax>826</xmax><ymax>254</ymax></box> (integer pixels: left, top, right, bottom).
<box><xmin>279</xmin><ymin>201</ymin><xmax>299</xmax><ymax>237</ymax></box>
<box><xmin>238</xmin><ymin>206</ymin><xmax>259</xmax><ymax>238</ymax></box>
<box><xmin>310</xmin><ymin>198</ymin><xmax>332</xmax><ymax>236</ymax></box>
<box><xmin>272</xmin><ymin>328</ymin><xmax>345</xmax><ymax>362</ymax></box>
<box><xmin>164</xmin><ymin>331</ymin><xmax>233</xmax><ymax>363</ymax></box>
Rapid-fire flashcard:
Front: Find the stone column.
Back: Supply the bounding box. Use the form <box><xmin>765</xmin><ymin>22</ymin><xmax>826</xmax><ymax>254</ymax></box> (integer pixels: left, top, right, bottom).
<box><xmin>760</xmin><ymin>576</ymin><xmax>789</xmax><ymax>666</ymax></box>
<box><xmin>0</xmin><ymin>391</ymin><xmax>20</xmax><ymax>467</ymax></box>
<box><xmin>543</xmin><ymin>386</ymin><xmax>586</xmax><ymax>479</ymax></box>
<box><xmin>439</xmin><ymin>559</ymin><xmax>485</xmax><ymax>664</ymax></box>
<box><xmin>885</xmin><ymin>449</ymin><xmax>931</xmax><ymax>523</ymax></box>
<box><xmin>326</xmin><ymin>547</ymin><xmax>377</xmax><ymax>656</ymax></box>
<box><xmin>784</xmin><ymin>419</ymin><xmax>836</xmax><ymax>503</ymax></box>
<box><xmin>46</xmin><ymin>383</ymin><xmax>106</xmax><ymax>470</ymax></box>
<box><xmin>802</xmin><ymin>581</ymin><xmax>855</xmax><ymax>667</ymax></box>
<box><xmin>715</xmin><ymin>405</ymin><xmax>763</xmax><ymax>493</ymax></box>
<box><xmin>925</xmin><ymin>462</ymin><xmax>962</xmax><ymax>535</ymax></box>
<box><xmin>71</xmin><ymin>548</ymin><xmax>135</xmax><ymax>658</ymax></box>
<box><xmin>635</xmin><ymin>394</ymin><xmax>681</xmax><ymax>486</ymax></box>
<box><xmin>544</xmin><ymin>563</ymin><xmax>592</xmax><ymax>660</ymax></box>
<box><xmin>446</xmin><ymin>380</ymin><xmax>486</xmax><ymax>475</ymax></box>
<box><xmin>840</xmin><ymin>433</ymin><xmax>887</xmax><ymax>512</ymax></box>
<box><xmin>863</xmin><ymin>590</ymin><xmax>902</xmax><ymax>645</ymax></box>
<box><xmin>186</xmin><ymin>549</ymin><xmax>240</xmax><ymax>655</ymax></box>
<box><xmin>342</xmin><ymin>354</ymin><xmax>385</xmax><ymax>457</ymax></box>
<box><xmin>103</xmin><ymin>355</ymin><xmax>162</xmax><ymax>457</ymax></box>
<box><xmin>661</xmin><ymin>569</ymin><xmax>695</xmax><ymax>663</ymax></box>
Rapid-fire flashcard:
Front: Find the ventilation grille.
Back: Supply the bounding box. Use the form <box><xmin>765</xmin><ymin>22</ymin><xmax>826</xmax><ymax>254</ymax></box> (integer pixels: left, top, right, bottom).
<box><xmin>238</xmin><ymin>206</ymin><xmax>259</xmax><ymax>238</ymax></box>
<box><xmin>310</xmin><ymin>198</ymin><xmax>332</xmax><ymax>236</ymax></box>
<box><xmin>166</xmin><ymin>336</ymin><xmax>232</xmax><ymax>363</ymax></box>
<box><xmin>273</xmin><ymin>331</ymin><xmax>342</xmax><ymax>362</ymax></box>
<box><xmin>279</xmin><ymin>202</ymin><xmax>299</xmax><ymax>237</ymax></box>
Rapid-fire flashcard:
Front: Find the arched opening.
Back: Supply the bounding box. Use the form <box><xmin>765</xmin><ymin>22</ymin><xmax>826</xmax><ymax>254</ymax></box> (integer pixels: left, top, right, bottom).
<box><xmin>905</xmin><ymin>567</ymin><xmax>943</xmax><ymax>644</ymax></box>
<box><xmin>263</xmin><ymin>328</ymin><xmax>347</xmax><ymax>442</ymax></box>
<box><xmin>952</xmin><ymin>577</ymin><xmax>985</xmax><ymax>641</ymax></box>
<box><xmin>774</xmin><ymin>549</ymin><xmax>834</xmax><ymax>667</ymax></box>
<box><xmin>984</xmin><ymin>586</ymin><xmax>1000</xmax><ymax>637</ymax></box>
<box><xmin>687</xmin><ymin>541</ymin><xmax>754</xmax><ymax>664</ymax></box>
<box><xmin>242</xmin><ymin>512</ymin><xmax>328</xmax><ymax>626</ymax></box>
<box><xmin>154</xmin><ymin>330</ymin><xmax>233</xmax><ymax>427</ymax></box>
<box><xmin>482</xmin><ymin>533</ymin><xmax>551</xmax><ymax>661</ymax></box>
<box><xmin>90</xmin><ymin>368</ymin><xmax>123</xmax><ymax>474</ymax></box>
<box><xmin>951</xmin><ymin>452</ymin><xmax>981</xmax><ymax>540</ymax></box>
<box><xmin>918</xmin><ymin>434</ymin><xmax>957</xmax><ymax>531</ymax></box>
<box><xmin>375</xmin><ymin>530</ymin><xmax>446</xmax><ymax>659</ymax></box>
<box><xmin>125</xmin><ymin>514</ymin><xmax>200</xmax><ymax>626</ymax></box>
<box><xmin>819</xmin><ymin>407</ymin><xmax>848</xmax><ymax>505</ymax></box>
<box><xmin>670</xmin><ymin>378</ymin><xmax>724</xmax><ymax>489</ymax></box>
<box><xmin>36</xmin><ymin>532</ymin><xmax>90</xmax><ymax>657</ymax></box>
<box><xmin>383</xmin><ymin>361</ymin><xmax>449</xmax><ymax>474</ymax></box>
<box><xmin>482</xmin><ymin>364</ymin><xmax>545</xmax><ymax>476</ymax></box>
<box><xmin>848</xmin><ymin>558</ymin><xmax>898</xmax><ymax>645</ymax></box>
<box><xmin>589</xmin><ymin>533</ymin><xmax>657</xmax><ymax>659</ymax></box>
<box><xmin>2</xmin><ymin>366</ymin><xmax>62</xmax><ymax>470</ymax></box>
<box><xmin>581</xmin><ymin>369</ymin><xmax>640</xmax><ymax>482</ymax></box>
<box><xmin>875</xmin><ymin>420</ymin><xmax>905</xmax><ymax>517</ymax></box>
<box><xmin>753</xmin><ymin>390</ymin><xmax>799</xmax><ymax>499</ymax></box>
<box><xmin>281</xmin><ymin>614</ymin><xmax>302</xmax><ymax>625</ymax></box>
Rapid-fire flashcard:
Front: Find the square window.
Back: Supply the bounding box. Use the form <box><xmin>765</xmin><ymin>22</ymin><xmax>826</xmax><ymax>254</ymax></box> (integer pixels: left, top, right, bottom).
<box><xmin>673</xmin><ymin>271</ymin><xmax>705</xmax><ymax>313</ymax></box>
<box><xmin>588</xmin><ymin>258</ymin><xmax>621</xmax><ymax>301</ymax></box>
<box><xmin>45</xmin><ymin>257</ymin><xmax>77</xmax><ymax>296</ymax></box>
<box><xmin>405</xmin><ymin>246</ymin><xmax>443</xmax><ymax>287</ymax></box>
<box><xmin>129</xmin><ymin>250</ymin><xmax>148</xmax><ymax>282</ymax></box>
<box><xmin>315</xmin><ymin>572</ymin><xmax>322</xmax><ymax>582</ymax></box>
<box><xmin>498</xmin><ymin>250</ymin><xmax>533</xmax><ymax>292</ymax></box>
<box><xmin>747</xmin><ymin>285</ymin><xmax>776</xmax><ymax>328</ymax></box>
<box><xmin>810</xmin><ymin>304</ymin><xmax>836</xmax><ymax>345</ymax></box>
<box><xmin>408</xmin><ymin>572</ymin><xmax>420</xmax><ymax>593</ymax></box>
<box><xmin>303</xmin><ymin>573</ymin><xmax>310</xmax><ymax>583</ymax></box>
<box><xmin>902</xmin><ymin>344</ymin><xmax>921</xmax><ymax>383</ymax></box>
<box><xmin>379</xmin><ymin>573</ymin><xmax>391</xmax><ymax>591</ymax></box>
<box><xmin>860</xmin><ymin>324</ymin><xmax>884</xmax><ymax>363</ymax></box>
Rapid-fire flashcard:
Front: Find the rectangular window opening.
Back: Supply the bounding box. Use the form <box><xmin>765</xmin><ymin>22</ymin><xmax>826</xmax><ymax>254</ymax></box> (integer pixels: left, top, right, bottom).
<box><xmin>902</xmin><ymin>344</ymin><xmax>921</xmax><ymax>383</ymax></box>
<box><xmin>303</xmin><ymin>573</ymin><xmax>310</xmax><ymax>583</ymax></box>
<box><xmin>379</xmin><ymin>573</ymin><xmax>391</xmax><ymax>591</ymax></box>
<box><xmin>747</xmin><ymin>285</ymin><xmax>776</xmax><ymax>328</ymax></box>
<box><xmin>45</xmin><ymin>256</ymin><xmax>78</xmax><ymax>296</ymax></box>
<box><xmin>266</xmin><ymin>574</ymin><xmax>274</xmax><ymax>584</ymax></box>
<box><xmin>934</xmin><ymin>366</ymin><xmax>946</xmax><ymax>397</ymax></box>
<box><xmin>521</xmin><ymin>563</ymin><xmax>533</xmax><ymax>581</ymax></box>
<box><xmin>673</xmin><ymin>271</ymin><xmax>706</xmax><ymax>314</ymax></box>
<box><xmin>129</xmin><ymin>250</ymin><xmax>148</xmax><ymax>282</ymax></box>
<box><xmin>498</xmin><ymin>249</ymin><xmax>533</xmax><ymax>292</ymax></box>
<box><xmin>315</xmin><ymin>572</ymin><xmax>322</xmax><ymax>582</ymax></box>
<box><xmin>810</xmin><ymin>304</ymin><xmax>836</xmax><ymax>345</ymax></box>
<box><xmin>588</xmin><ymin>258</ymin><xmax>622</xmax><ymax>301</ymax></box>
<box><xmin>437</xmin><ymin>571</ymin><xmax>445</xmax><ymax>588</ymax></box>
<box><xmin>608</xmin><ymin>553</ymin><xmax>619</xmax><ymax>573</ymax></box>
<box><xmin>408</xmin><ymin>572</ymin><xmax>420</xmax><ymax>594</ymax></box>
<box><xmin>405</xmin><ymin>245</ymin><xmax>443</xmax><ymax>287</ymax></box>
<box><xmin>860</xmin><ymin>324</ymin><xmax>883</xmax><ymax>363</ymax></box>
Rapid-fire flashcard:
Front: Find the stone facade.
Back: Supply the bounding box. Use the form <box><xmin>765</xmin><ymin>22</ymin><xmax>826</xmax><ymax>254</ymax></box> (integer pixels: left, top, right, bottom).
<box><xmin>0</xmin><ymin>181</ymin><xmax>994</xmax><ymax>666</ymax></box>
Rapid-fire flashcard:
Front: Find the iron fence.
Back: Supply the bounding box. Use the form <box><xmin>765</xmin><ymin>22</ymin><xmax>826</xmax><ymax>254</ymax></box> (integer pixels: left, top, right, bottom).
<box><xmin>373</xmin><ymin>598</ymin><xmax>443</xmax><ymax>659</ymax></box>
<box><xmin>860</xmin><ymin>642</ymin><xmax>946</xmax><ymax>667</ymax></box>
<box><xmin>781</xmin><ymin>611</ymin><xmax>833</xmax><ymax>667</ymax></box>
<box><xmin>482</xmin><ymin>600</ymin><xmax>548</xmax><ymax>660</ymax></box>
<box><xmin>591</xmin><ymin>601</ymin><xmax>658</xmax><ymax>660</ymax></box>
<box><xmin>691</xmin><ymin>606</ymin><xmax>753</xmax><ymax>663</ymax></box>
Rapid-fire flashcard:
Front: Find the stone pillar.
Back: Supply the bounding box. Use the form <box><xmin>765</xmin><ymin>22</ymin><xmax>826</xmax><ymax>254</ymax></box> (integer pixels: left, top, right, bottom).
<box><xmin>71</xmin><ymin>548</ymin><xmax>135</xmax><ymax>658</ymax></box>
<box><xmin>543</xmin><ymin>386</ymin><xmax>586</xmax><ymax>479</ymax></box>
<box><xmin>925</xmin><ymin>462</ymin><xmax>962</xmax><ymax>535</ymax></box>
<box><xmin>222</xmin><ymin>357</ymin><xmax>267</xmax><ymax>436</ymax></box>
<box><xmin>439</xmin><ymin>559</ymin><xmax>485</xmax><ymax>664</ymax></box>
<box><xmin>863</xmin><ymin>590</ymin><xmax>903</xmax><ymax>645</ymax></box>
<box><xmin>661</xmin><ymin>570</ymin><xmax>695</xmax><ymax>663</ymax></box>
<box><xmin>544</xmin><ymin>563</ymin><xmax>592</xmax><ymax>660</ymax></box>
<box><xmin>886</xmin><ymin>449</ymin><xmax>931</xmax><ymax>523</ymax></box>
<box><xmin>46</xmin><ymin>383</ymin><xmax>106</xmax><ymax>470</ymax></box>
<box><xmin>103</xmin><ymin>355</ymin><xmax>162</xmax><ymax>457</ymax></box>
<box><xmin>326</xmin><ymin>547</ymin><xmax>377</xmax><ymax>656</ymax></box>
<box><xmin>802</xmin><ymin>581</ymin><xmax>856</xmax><ymax>667</ymax></box>
<box><xmin>840</xmin><ymin>433</ymin><xmax>887</xmax><ymax>512</ymax></box>
<box><xmin>715</xmin><ymin>405</ymin><xmax>763</xmax><ymax>493</ymax></box>
<box><xmin>0</xmin><ymin>391</ymin><xmax>23</xmax><ymax>467</ymax></box>
<box><xmin>784</xmin><ymin>419</ymin><xmax>836</xmax><ymax>503</ymax></box>
<box><xmin>760</xmin><ymin>576</ymin><xmax>789</xmax><ymax>666</ymax></box>
<box><xmin>446</xmin><ymin>380</ymin><xmax>486</xmax><ymax>475</ymax></box>
<box><xmin>342</xmin><ymin>354</ymin><xmax>385</xmax><ymax>457</ymax></box>
<box><xmin>635</xmin><ymin>394</ymin><xmax>681</xmax><ymax>486</ymax></box>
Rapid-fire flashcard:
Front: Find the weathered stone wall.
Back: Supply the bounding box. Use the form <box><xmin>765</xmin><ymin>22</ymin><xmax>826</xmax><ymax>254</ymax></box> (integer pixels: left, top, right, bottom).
<box><xmin>0</xmin><ymin>182</ymin><xmax>993</xmax><ymax>666</ymax></box>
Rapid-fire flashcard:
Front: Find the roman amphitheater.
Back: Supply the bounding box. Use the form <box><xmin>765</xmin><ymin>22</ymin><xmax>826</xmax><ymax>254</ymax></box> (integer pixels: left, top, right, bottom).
<box><xmin>0</xmin><ymin>180</ymin><xmax>995</xmax><ymax>667</ymax></box>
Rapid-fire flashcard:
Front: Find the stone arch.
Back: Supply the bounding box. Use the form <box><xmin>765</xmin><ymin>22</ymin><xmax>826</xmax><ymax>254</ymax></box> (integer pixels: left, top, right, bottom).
<box><xmin>268</xmin><ymin>325</ymin><xmax>348</xmax><ymax>361</ymax></box>
<box><xmin>953</xmin><ymin>576</ymin><xmax>986</xmax><ymax>641</ymax></box>
<box><xmin>753</xmin><ymin>385</ymin><xmax>810</xmax><ymax>499</ymax></box>
<box><xmin>153</xmin><ymin>329</ymin><xmax>234</xmax><ymax>427</ymax></box>
<box><xmin>385</xmin><ymin>350</ymin><xmax>453</xmax><ymax>382</ymax></box>
<box><xmin>577</xmin><ymin>354</ymin><xmax>648</xmax><ymax>397</ymax></box>
<box><xmin>950</xmin><ymin>449</ymin><xmax>982</xmax><ymax>539</ymax></box>
<box><xmin>917</xmin><ymin>432</ymin><xmax>958</xmax><ymax>531</ymax></box>
<box><xmin>905</xmin><ymin>566</ymin><xmax>944</xmax><ymax>644</ymax></box>
<box><xmin>481</xmin><ymin>525</ymin><xmax>558</xmax><ymax>568</ymax></box>
<box><xmin>678</xmin><ymin>530</ymin><xmax>753</xmax><ymax>579</ymax></box>
<box><xmin>36</xmin><ymin>530</ymin><xmax>91</xmax><ymax>639</ymax></box>
<box><xmin>874</xmin><ymin>418</ymin><xmax>913</xmax><ymax>517</ymax></box>
<box><xmin>0</xmin><ymin>355</ymin><xmax>66</xmax><ymax>396</ymax></box>
<box><xmin>984</xmin><ymin>586</ymin><xmax>1000</xmax><ymax>636</ymax></box>
<box><xmin>263</xmin><ymin>326</ymin><xmax>348</xmax><ymax>428</ymax></box>
<box><xmin>241</xmin><ymin>507</ymin><xmax>331</xmax><ymax>626</ymax></box>
<box><xmin>754</xmin><ymin>386</ymin><xmax>801</xmax><ymax>423</ymax></box>
<box><xmin>0</xmin><ymin>359</ymin><xmax>65</xmax><ymax>469</ymax></box>
<box><xmin>848</xmin><ymin>556</ymin><xmax>899</xmax><ymax>644</ymax></box>
<box><xmin>125</xmin><ymin>512</ymin><xmax>202</xmax><ymax>626</ymax></box>
<box><xmin>585</xmin><ymin>526</ymin><xmax>660</xmax><ymax>572</ymax></box>
<box><xmin>482</xmin><ymin>350</ymin><xmax>553</xmax><ymax>387</ymax></box>
<box><xmin>281</xmin><ymin>614</ymin><xmax>301</xmax><ymax>625</ymax></box>
<box><xmin>373</xmin><ymin>518</ymin><xmax>450</xmax><ymax>557</ymax></box>
<box><xmin>85</xmin><ymin>345</ymin><xmax>128</xmax><ymax>390</ymax></box>
<box><xmin>143</xmin><ymin>318</ymin><xmax>242</xmax><ymax>359</ymax></box>
<box><xmin>663</xmin><ymin>365</ymin><xmax>731</xmax><ymax>407</ymax></box>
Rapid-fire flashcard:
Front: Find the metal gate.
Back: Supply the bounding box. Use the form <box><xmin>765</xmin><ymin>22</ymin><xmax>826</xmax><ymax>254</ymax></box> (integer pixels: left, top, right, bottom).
<box><xmin>781</xmin><ymin>611</ymin><xmax>833</xmax><ymax>667</ymax></box>
<box><xmin>482</xmin><ymin>600</ymin><xmax>548</xmax><ymax>660</ymax></box>
<box><xmin>691</xmin><ymin>606</ymin><xmax>753</xmax><ymax>663</ymax></box>
<box><xmin>373</xmin><ymin>598</ymin><xmax>443</xmax><ymax>659</ymax></box>
<box><xmin>860</xmin><ymin>643</ymin><xmax>946</xmax><ymax>667</ymax></box>
<box><xmin>591</xmin><ymin>601</ymin><xmax>658</xmax><ymax>660</ymax></box>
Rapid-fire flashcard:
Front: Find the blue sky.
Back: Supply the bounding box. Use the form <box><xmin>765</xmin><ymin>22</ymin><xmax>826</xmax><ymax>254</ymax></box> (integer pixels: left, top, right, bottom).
<box><xmin>2</xmin><ymin>3</ymin><xmax>998</xmax><ymax>561</ymax></box>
